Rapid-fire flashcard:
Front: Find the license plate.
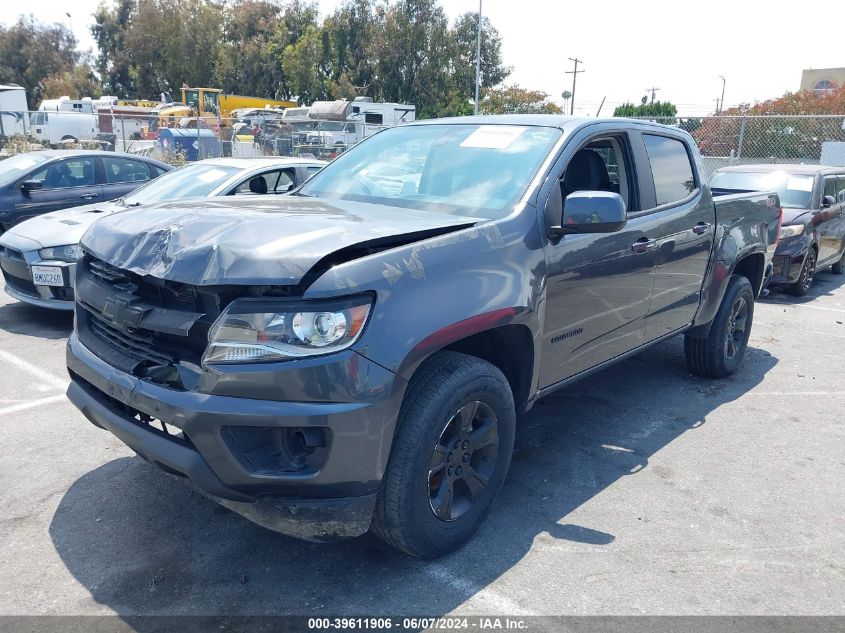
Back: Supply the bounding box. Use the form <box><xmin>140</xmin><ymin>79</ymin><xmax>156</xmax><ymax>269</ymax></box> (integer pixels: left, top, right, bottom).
<box><xmin>32</xmin><ymin>265</ymin><xmax>64</xmax><ymax>287</ymax></box>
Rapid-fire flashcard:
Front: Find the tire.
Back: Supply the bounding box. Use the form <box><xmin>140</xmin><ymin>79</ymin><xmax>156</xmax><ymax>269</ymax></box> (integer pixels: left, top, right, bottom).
<box><xmin>832</xmin><ymin>248</ymin><xmax>845</xmax><ymax>275</ymax></box>
<box><xmin>371</xmin><ymin>351</ymin><xmax>515</xmax><ymax>558</ymax></box>
<box><xmin>685</xmin><ymin>274</ymin><xmax>755</xmax><ymax>379</ymax></box>
<box><xmin>787</xmin><ymin>248</ymin><xmax>817</xmax><ymax>296</ymax></box>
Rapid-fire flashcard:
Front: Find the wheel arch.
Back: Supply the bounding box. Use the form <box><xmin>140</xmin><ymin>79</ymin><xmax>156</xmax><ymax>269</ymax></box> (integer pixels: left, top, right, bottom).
<box><xmin>732</xmin><ymin>251</ymin><xmax>766</xmax><ymax>298</ymax></box>
<box><xmin>404</xmin><ymin>323</ymin><xmax>536</xmax><ymax>415</ymax></box>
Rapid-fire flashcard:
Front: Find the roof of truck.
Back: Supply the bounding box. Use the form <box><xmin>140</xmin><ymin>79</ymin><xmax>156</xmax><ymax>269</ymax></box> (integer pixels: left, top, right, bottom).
<box><xmin>716</xmin><ymin>164</ymin><xmax>845</xmax><ymax>176</ymax></box>
<box><xmin>410</xmin><ymin>114</ymin><xmax>593</xmax><ymax>129</ymax></box>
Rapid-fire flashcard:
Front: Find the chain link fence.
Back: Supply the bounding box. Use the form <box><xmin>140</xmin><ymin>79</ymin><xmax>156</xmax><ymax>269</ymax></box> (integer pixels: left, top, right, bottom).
<box><xmin>3</xmin><ymin>110</ymin><xmax>845</xmax><ymax>176</ymax></box>
<box><xmin>631</xmin><ymin>115</ymin><xmax>845</xmax><ymax>177</ymax></box>
<box><xmin>0</xmin><ymin>109</ymin><xmax>393</xmax><ymax>164</ymax></box>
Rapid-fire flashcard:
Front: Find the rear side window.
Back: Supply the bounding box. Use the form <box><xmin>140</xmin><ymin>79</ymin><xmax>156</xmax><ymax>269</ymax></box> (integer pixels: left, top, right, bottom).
<box><xmin>103</xmin><ymin>157</ymin><xmax>151</xmax><ymax>184</ymax></box>
<box><xmin>150</xmin><ymin>165</ymin><xmax>169</xmax><ymax>178</ymax></box>
<box><xmin>643</xmin><ymin>134</ymin><xmax>697</xmax><ymax>206</ymax></box>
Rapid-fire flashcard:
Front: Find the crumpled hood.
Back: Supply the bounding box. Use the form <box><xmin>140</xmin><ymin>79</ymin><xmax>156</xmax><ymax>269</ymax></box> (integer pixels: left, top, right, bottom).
<box><xmin>6</xmin><ymin>200</ymin><xmax>124</xmax><ymax>249</ymax></box>
<box><xmin>781</xmin><ymin>208</ymin><xmax>810</xmax><ymax>226</ymax></box>
<box><xmin>80</xmin><ymin>196</ymin><xmax>481</xmax><ymax>286</ymax></box>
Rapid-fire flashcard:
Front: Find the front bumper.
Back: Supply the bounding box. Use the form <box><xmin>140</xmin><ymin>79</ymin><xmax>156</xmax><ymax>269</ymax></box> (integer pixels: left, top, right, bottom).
<box><xmin>768</xmin><ymin>237</ymin><xmax>811</xmax><ymax>286</ymax></box>
<box><xmin>66</xmin><ymin>332</ymin><xmax>406</xmax><ymax>540</ymax></box>
<box><xmin>0</xmin><ymin>235</ymin><xmax>75</xmax><ymax>310</ymax></box>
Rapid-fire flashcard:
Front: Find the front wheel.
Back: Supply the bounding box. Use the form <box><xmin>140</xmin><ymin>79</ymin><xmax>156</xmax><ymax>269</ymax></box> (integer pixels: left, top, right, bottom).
<box><xmin>832</xmin><ymin>248</ymin><xmax>845</xmax><ymax>275</ymax></box>
<box><xmin>685</xmin><ymin>274</ymin><xmax>755</xmax><ymax>379</ymax></box>
<box><xmin>371</xmin><ymin>351</ymin><xmax>515</xmax><ymax>558</ymax></box>
<box><xmin>787</xmin><ymin>248</ymin><xmax>817</xmax><ymax>296</ymax></box>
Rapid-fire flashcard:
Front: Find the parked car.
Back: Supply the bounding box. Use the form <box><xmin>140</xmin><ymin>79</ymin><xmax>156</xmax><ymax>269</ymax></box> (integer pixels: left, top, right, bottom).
<box><xmin>66</xmin><ymin>116</ymin><xmax>780</xmax><ymax>558</ymax></box>
<box><xmin>0</xmin><ymin>150</ymin><xmax>171</xmax><ymax>233</ymax></box>
<box><xmin>0</xmin><ymin>156</ymin><xmax>325</xmax><ymax>311</ymax></box>
<box><xmin>712</xmin><ymin>165</ymin><xmax>845</xmax><ymax>295</ymax></box>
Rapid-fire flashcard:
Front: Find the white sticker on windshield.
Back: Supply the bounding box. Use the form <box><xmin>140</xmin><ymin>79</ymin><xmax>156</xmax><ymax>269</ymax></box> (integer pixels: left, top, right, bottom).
<box><xmin>460</xmin><ymin>126</ymin><xmax>527</xmax><ymax>149</ymax></box>
<box><xmin>197</xmin><ymin>168</ymin><xmax>229</xmax><ymax>183</ymax></box>
<box><xmin>787</xmin><ymin>176</ymin><xmax>813</xmax><ymax>192</ymax></box>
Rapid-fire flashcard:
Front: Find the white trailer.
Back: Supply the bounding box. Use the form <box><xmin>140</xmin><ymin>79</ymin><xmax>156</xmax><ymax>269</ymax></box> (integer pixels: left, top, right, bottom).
<box><xmin>305</xmin><ymin>98</ymin><xmax>415</xmax><ymax>148</ymax></box>
<box><xmin>30</xmin><ymin>97</ymin><xmax>98</xmax><ymax>145</ymax></box>
<box><xmin>0</xmin><ymin>84</ymin><xmax>28</xmax><ymax>138</ymax></box>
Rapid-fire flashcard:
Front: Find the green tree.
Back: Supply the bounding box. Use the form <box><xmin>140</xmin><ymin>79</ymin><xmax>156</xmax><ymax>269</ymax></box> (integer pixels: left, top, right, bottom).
<box><xmin>613</xmin><ymin>100</ymin><xmax>678</xmax><ymax>118</ymax></box>
<box><xmin>92</xmin><ymin>0</ymin><xmax>224</xmax><ymax>99</ymax></box>
<box><xmin>215</xmin><ymin>0</ymin><xmax>285</xmax><ymax>98</ymax></box>
<box><xmin>0</xmin><ymin>16</ymin><xmax>83</xmax><ymax>107</ymax></box>
<box><xmin>480</xmin><ymin>85</ymin><xmax>562</xmax><ymax>115</ymax></box>
<box><xmin>40</xmin><ymin>62</ymin><xmax>102</xmax><ymax>101</ymax></box>
<box><xmin>451</xmin><ymin>12</ymin><xmax>510</xmax><ymax>107</ymax></box>
<box><xmin>281</xmin><ymin>25</ymin><xmax>330</xmax><ymax>104</ymax></box>
<box><xmin>91</xmin><ymin>0</ymin><xmax>136</xmax><ymax>97</ymax></box>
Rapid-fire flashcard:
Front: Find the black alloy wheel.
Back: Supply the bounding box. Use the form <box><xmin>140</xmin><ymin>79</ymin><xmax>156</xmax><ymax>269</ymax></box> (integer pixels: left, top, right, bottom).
<box><xmin>787</xmin><ymin>249</ymin><xmax>817</xmax><ymax>296</ymax></box>
<box><xmin>725</xmin><ymin>294</ymin><xmax>749</xmax><ymax>361</ymax></box>
<box><xmin>427</xmin><ymin>401</ymin><xmax>499</xmax><ymax>522</ymax></box>
<box><xmin>800</xmin><ymin>249</ymin><xmax>817</xmax><ymax>292</ymax></box>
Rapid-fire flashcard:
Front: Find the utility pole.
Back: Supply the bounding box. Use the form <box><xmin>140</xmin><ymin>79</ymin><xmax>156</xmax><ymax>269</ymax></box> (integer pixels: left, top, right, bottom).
<box><xmin>595</xmin><ymin>96</ymin><xmax>606</xmax><ymax>117</ymax></box>
<box><xmin>718</xmin><ymin>75</ymin><xmax>726</xmax><ymax>114</ymax></box>
<box><xmin>565</xmin><ymin>58</ymin><xmax>584</xmax><ymax>115</ymax></box>
<box><xmin>645</xmin><ymin>86</ymin><xmax>660</xmax><ymax>104</ymax></box>
<box><xmin>474</xmin><ymin>0</ymin><xmax>483</xmax><ymax>115</ymax></box>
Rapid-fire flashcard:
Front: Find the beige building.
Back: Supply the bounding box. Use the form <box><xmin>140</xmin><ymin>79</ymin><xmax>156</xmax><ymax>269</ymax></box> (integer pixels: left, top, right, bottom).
<box><xmin>800</xmin><ymin>67</ymin><xmax>845</xmax><ymax>92</ymax></box>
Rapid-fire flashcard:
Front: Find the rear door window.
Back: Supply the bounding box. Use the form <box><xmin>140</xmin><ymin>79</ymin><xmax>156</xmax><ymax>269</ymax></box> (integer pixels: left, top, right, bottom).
<box><xmin>103</xmin><ymin>157</ymin><xmax>152</xmax><ymax>184</ymax></box>
<box><xmin>232</xmin><ymin>169</ymin><xmax>295</xmax><ymax>195</ymax></box>
<box><xmin>642</xmin><ymin>134</ymin><xmax>697</xmax><ymax>206</ymax></box>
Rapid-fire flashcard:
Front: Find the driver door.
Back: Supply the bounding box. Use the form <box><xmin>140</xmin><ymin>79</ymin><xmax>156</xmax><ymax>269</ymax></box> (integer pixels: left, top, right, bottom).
<box><xmin>540</xmin><ymin>131</ymin><xmax>659</xmax><ymax>388</ymax></box>
<box><xmin>14</xmin><ymin>156</ymin><xmax>102</xmax><ymax>223</ymax></box>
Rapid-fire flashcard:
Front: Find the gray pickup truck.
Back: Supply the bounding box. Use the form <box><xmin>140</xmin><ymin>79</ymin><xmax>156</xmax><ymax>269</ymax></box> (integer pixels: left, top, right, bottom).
<box><xmin>66</xmin><ymin>116</ymin><xmax>781</xmax><ymax>558</ymax></box>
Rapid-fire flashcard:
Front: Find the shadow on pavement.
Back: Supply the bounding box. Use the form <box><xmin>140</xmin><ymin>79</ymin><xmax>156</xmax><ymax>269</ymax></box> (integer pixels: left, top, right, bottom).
<box><xmin>49</xmin><ymin>336</ymin><xmax>777</xmax><ymax>617</ymax></box>
<box><xmin>0</xmin><ymin>299</ymin><xmax>73</xmax><ymax>340</ymax></box>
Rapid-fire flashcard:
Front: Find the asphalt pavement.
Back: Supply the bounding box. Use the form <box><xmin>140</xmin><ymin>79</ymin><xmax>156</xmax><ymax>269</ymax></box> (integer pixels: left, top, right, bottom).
<box><xmin>0</xmin><ymin>272</ymin><xmax>842</xmax><ymax>619</ymax></box>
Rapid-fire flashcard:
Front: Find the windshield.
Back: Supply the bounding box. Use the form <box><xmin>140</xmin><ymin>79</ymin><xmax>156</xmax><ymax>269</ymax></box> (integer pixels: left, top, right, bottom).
<box><xmin>123</xmin><ymin>163</ymin><xmax>240</xmax><ymax>206</ymax></box>
<box><xmin>299</xmin><ymin>124</ymin><xmax>562</xmax><ymax>219</ymax></box>
<box><xmin>0</xmin><ymin>153</ymin><xmax>51</xmax><ymax>186</ymax></box>
<box><xmin>711</xmin><ymin>170</ymin><xmax>814</xmax><ymax>209</ymax></box>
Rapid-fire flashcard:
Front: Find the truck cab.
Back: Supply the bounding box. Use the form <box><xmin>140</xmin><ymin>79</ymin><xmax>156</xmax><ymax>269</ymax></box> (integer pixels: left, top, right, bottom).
<box><xmin>66</xmin><ymin>116</ymin><xmax>780</xmax><ymax>558</ymax></box>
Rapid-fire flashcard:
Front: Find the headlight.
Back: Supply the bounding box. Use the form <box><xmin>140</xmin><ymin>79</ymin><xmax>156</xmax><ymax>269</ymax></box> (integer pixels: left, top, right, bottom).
<box><xmin>778</xmin><ymin>225</ymin><xmax>805</xmax><ymax>239</ymax></box>
<box><xmin>38</xmin><ymin>244</ymin><xmax>82</xmax><ymax>262</ymax></box>
<box><xmin>203</xmin><ymin>295</ymin><xmax>373</xmax><ymax>364</ymax></box>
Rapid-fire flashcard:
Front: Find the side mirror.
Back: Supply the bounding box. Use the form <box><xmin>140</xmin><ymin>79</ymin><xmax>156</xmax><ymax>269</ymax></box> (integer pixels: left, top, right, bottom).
<box><xmin>21</xmin><ymin>179</ymin><xmax>43</xmax><ymax>196</ymax></box>
<box><xmin>822</xmin><ymin>194</ymin><xmax>835</xmax><ymax>208</ymax></box>
<box><xmin>549</xmin><ymin>190</ymin><xmax>627</xmax><ymax>236</ymax></box>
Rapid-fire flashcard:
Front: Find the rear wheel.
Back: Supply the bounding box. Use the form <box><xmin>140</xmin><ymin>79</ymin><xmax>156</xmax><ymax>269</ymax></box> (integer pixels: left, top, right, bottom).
<box><xmin>787</xmin><ymin>248</ymin><xmax>817</xmax><ymax>296</ymax></box>
<box><xmin>371</xmin><ymin>351</ymin><xmax>515</xmax><ymax>558</ymax></box>
<box><xmin>832</xmin><ymin>248</ymin><xmax>845</xmax><ymax>275</ymax></box>
<box><xmin>685</xmin><ymin>274</ymin><xmax>754</xmax><ymax>379</ymax></box>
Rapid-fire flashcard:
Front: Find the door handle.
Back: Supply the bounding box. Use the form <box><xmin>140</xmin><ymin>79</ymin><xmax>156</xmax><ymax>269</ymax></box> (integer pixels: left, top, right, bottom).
<box><xmin>80</xmin><ymin>193</ymin><xmax>100</xmax><ymax>200</ymax></box>
<box><xmin>631</xmin><ymin>238</ymin><xmax>657</xmax><ymax>253</ymax></box>
<box><xmin>693</xmin><ymin>222</ymin><xmax>711</xmax><ymax>235</ymax></box>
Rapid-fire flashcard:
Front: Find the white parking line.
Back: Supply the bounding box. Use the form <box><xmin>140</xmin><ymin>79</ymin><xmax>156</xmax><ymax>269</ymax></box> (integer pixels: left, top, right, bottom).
<box><xmin>774</xmin><ymin>303</ymin><xmax>845</xmax><ymax>314</ymax></box>
<box><xmin>0</xmin><ymin>348</ymin><xmax>69</xmax><ymax>391</ymax></box>
<box><xmin>0</xmin><ymin>394</ymin><xmax>67</xmax><ymax>416</ymax></box>
<box><xmin>423</xmin><ymin>563</ymin><xmax>538</xmax><ymax>616</ymax></box>
<box><xmin>753</xmin><ymin>321</ymin><xmax>845</xmax><ymax>339</ymax></box>
<box><xmin>749</xmin><ymin>391</ymin><xmax>845</xmax><ymax>396</ymax></box>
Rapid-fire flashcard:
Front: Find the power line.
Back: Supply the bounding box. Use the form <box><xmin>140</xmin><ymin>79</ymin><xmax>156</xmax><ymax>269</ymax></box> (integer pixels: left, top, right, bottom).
<box><xmin>565</xmin><ymin>57</ymin><xmax>584</xmax><ymax>115</ymax></box>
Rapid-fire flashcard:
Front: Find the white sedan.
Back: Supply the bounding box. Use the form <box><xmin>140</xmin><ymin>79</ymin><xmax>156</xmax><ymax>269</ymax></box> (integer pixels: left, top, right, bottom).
<box><xmin>0</xmin><ymin>156</ymin><xmax>325</xmax><ymax>310</ymax></box>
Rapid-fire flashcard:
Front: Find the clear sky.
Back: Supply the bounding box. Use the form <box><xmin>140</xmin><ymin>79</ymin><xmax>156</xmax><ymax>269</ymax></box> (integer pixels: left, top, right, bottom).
<box><xmin>3</xmin><ymin>0</ymin><xmax>842</xmax><ymax>115</ymax></box>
